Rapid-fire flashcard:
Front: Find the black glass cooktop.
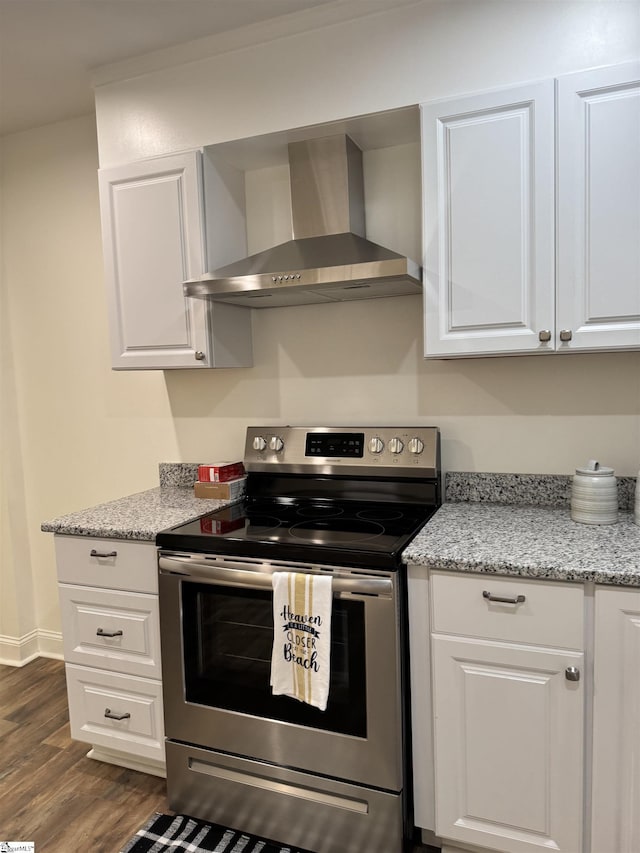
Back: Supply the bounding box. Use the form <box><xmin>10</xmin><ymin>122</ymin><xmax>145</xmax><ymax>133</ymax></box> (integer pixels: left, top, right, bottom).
<box><xmin>156</xmin><ymin>497</ymin><xmax>437</xmax><ymax>570</ymax></box>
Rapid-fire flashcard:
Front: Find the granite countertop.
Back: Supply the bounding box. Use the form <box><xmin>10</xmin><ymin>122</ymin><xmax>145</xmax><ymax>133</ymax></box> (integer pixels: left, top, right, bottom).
<box><xmin>404</xmin><ymin>502</ymin><xmax>640</xmax><ymax>587</ymax></box>
<box><xmin>40</xmin><ymin>486</ymin><xmax>229</xmax><ymax>541</ymax></box>
<box><xmin>41</xmin><ymin>466</ymin><xmax>640</xmax><ymax>587</ymax></box>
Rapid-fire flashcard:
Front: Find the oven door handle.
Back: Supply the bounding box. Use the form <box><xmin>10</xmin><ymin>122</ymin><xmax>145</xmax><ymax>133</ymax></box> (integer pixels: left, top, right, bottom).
<box><xmin>158</xmin><ymin>555</ymin><xmax>393</xmax><ymax>596</ymax></box>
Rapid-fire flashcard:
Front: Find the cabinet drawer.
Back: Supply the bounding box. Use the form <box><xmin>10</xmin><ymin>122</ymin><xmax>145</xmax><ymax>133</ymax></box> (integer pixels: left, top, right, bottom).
<box><xmin>55</xmin><ymin>535</ymin><xmax>158</xmax><ymax>593</ymax></box>
<box><xmin>65</xmin><ymin>663</ymin><xmax>164</xmax><ymax>762</ymax></box>
<box><xmin>431</xmin><ymin>571</ymin><xmax>584</xmax><ymax>649</ymax></box>
<box><xmin>59</xmin><ymin>585</ymin><xmax>161</xmax><ymax>678</ymax></box>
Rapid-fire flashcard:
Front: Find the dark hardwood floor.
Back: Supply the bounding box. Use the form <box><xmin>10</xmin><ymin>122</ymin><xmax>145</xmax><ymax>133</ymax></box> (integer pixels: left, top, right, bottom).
<box><xmin>0</xmin><ymin>657</ymin><xmax>168</xmax><ymax>852</ymax></box>
<box><xmin>0</xmin><ymin>657</ymin><xmax>436</xmax><ymax>852</ymax></box>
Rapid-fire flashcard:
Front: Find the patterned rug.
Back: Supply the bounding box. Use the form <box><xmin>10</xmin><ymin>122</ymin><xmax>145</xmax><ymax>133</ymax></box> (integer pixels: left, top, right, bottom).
<box><xmin>120</xmin><ymin>812</ymin><xmax>314</xmax><ymax>853</ymax></box>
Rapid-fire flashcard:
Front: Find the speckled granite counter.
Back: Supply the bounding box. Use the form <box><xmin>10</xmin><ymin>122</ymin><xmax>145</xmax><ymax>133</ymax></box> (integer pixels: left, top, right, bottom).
<box><xmin>404</xmin><ymin>503</ymin><xmax>640</xmax><ymax>587</ymax></box>
<box><xmin>42</xmin><ymin>466</ymin><xmax>639</xmax><ymax>584</ymax></box>
<box><xmin>40</xmin><ymin>486</ymin><xmax>227</xmax><ymax>541</ymax></box>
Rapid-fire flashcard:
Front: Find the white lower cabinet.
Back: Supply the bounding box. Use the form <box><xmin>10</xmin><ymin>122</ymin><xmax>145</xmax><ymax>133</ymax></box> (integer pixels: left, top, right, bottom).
<box><xmin>591</xmin><ymin>586</ymin><xmax>640</xmax><ymax>853</ymax></box>
<box><xmin>65</xmin><ymin>664</ymin><xmax>164</xmax><ymax>764</ymax></box>
<box><xmin>58</xmin><ymin>585</ymin><xmax>161</xmax><ymax>678</ymax></box>
<box><xmin>432</xmin><ymin>636</ymin><xmax>583</xmax><ymax>853</ymax></box>
<box><xmin>410</xmin><ymin>569</ymin><xmax>585</xmax><ymax>853</ymax></box>
<box><xmin>54</xmin><ymin>535</ymin><xmax>165</xmax><ymax>777</ymax></box>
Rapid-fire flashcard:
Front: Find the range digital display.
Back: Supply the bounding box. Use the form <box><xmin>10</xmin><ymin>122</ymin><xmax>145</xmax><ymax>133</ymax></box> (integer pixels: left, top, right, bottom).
<box><xmin>305</xmin><ymin>432</ymin><xmax>365</xmax><ymax>458</ymax></box>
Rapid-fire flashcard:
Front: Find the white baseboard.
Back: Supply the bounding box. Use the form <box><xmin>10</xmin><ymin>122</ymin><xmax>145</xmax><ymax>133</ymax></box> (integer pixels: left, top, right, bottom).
<box><xmin>36</xmin><ymin>629</ymin><xmax>64</xmax><ymax>660</ymax></box>
<box><xmin>0</xmin><ymin>629</ymin><xmax>64</xmax><ymax>666</ymax></box>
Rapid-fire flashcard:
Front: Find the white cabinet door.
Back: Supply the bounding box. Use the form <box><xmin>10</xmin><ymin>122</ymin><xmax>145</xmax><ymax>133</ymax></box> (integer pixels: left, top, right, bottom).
<box><xmin>421</xmin><ymin>81</ymin><xmax>555</xmax><ymax>357</ymax></box>
<box><xmin>99</xmin><ymin>151</ymin><xmax>252</xmax><ymax>370</ymax></box>
<box><xmin>591</xmin><ymin>586</ymin><xmax>640</xmax><ymax>853</ymax></box>
<box><xmin>557</xmin><ymin>62</ymin><xmax>640</xmax><ymax>352</ymax></box>
<box><xmin>432</xmin><ymin>635</ymin><xmax>584</xmax><ymax>853</ymax></box>
<box><xmin>59</xmin><ymin>584</ymin><xmax>161</xmax><ymax>678</ymax></box>
<box><xmin>54</xmin><ymin>535</ymin><xmax>159</xmax><ymax>593</ymax></box>
<box><xmin>65</xmin><ymin>663</ymin><xmax>165</xmax><ymax>762</ymax></box>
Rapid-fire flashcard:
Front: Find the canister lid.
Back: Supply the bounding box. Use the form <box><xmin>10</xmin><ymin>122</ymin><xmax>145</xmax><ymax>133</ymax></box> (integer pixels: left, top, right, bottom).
<box><xmin>575</xmin><ymin>460</ymin><xmax>615</xmax><ymax>476</ymax></box>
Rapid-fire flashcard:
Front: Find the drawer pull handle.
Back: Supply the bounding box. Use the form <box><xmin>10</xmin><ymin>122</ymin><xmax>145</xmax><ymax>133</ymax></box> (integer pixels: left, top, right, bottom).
<box><xmin>104</xmin><ymin>708</ymin><xmax>131</xmax><ymax>721</ymax></box>
<box><xmin>565</xmin><ymin>666</ymin><xmax>580</xmax><ymax>682</ymax></box>
<box><xmin>483</xmin><ymin>590</ymin><xmax>526</xmax><ymax>605</ymax></box>
<box><xmin>90</xmin><ymin>549</ymin><xmax>118</xmax><ymax>558</ymax></box>
<box><xmin>96</xmin><ymin>627</ymin><xmax>123</xmax><ymax>638</ymax></box>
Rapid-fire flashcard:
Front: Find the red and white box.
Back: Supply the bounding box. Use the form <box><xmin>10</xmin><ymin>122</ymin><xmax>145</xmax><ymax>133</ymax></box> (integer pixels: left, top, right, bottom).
<box><xmin>197</xmin><ymin>461</ymin><xmax>245</xmax><ymax>483</ymax></box>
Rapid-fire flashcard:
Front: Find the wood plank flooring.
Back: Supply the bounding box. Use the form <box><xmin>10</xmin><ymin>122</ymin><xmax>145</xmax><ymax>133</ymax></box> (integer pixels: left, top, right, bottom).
<box><xmin>0</xmin><ymin>658</ymin><xmax>168</xmax><ymax>852</ymax></box>
<box><xmin>0</xmin><ymin>657</ymin><xmax>436</xmax><ymax>853</ymax></box>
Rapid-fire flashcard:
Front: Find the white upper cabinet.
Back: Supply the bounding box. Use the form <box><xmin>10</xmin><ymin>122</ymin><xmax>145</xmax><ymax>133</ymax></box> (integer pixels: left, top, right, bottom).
<box><xmin>557</xmin><ymin>62</ymin><xmax>640</xmax><ymax>351</ymax></box>
<box><xmin>422</xmin><ymin>62</ymin><xmax>640</xmax><ymax>358</ymax></box>
<box><xmin>421</xmin><ymin>81</ymin><xmax>555</xmax><ymax>357</ymax></box>
<box><xmin>99</xmin><ymin>150</ymin><xmax>253</xmax><ymax>370</ymax></box>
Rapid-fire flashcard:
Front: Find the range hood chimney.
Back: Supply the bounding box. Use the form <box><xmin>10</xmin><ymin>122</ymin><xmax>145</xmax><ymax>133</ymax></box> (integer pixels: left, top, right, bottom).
<box><xmin>184</xmin><ymin>134</ymin><xmax>421</xmax><ymax>308</ymax></box>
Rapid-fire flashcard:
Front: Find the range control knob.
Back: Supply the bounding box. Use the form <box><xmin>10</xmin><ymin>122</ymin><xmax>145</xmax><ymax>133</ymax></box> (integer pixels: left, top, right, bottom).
<box><xmin>389</xmin><ymin>437</ymin><xmax>404</xmax><ymax>455</ymax></box>
<box><xmin>369</xmin><ymin>437</ymin><xmax>385</xmax><ymax>454</ymax></box>
<box><xmin>408</xmin><ymin>437</ymin><xmax>425</xmax><ymax>455</ymax></box>
<box><xmin>252</xmin><ymin>436</ymin><xmax>267</xmax><ymax>452</ymax></box>
<box><xmin>269</xmin><ymin>436</ymin><xmax>284</xmax><ymax>452</ymax></box>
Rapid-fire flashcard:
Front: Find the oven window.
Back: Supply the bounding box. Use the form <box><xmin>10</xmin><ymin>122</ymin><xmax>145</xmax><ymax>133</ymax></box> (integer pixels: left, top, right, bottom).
<box><xmin>181</xmin><ymin>582</ymin><xmax>367</xmax><ymax>737</ymax></box>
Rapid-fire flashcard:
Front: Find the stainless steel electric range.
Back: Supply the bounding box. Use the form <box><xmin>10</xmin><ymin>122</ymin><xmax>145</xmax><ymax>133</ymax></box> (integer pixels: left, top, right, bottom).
<box><xmin>156</xmin><ymin>426</ymin><xmax>441</xmax><ymax>853</ymax></box>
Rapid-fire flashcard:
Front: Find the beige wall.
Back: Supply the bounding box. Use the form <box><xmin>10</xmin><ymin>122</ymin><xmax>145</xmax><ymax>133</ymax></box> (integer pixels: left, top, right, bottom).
<box><xmin>0</xmin><ymin>116</ymin><xmax>184</xmax><ymax>658</ymax></box>
<box><xmin>1</xmin><ymin>0</ymin><xmax>639</xmax><ymax>658</ymax></box>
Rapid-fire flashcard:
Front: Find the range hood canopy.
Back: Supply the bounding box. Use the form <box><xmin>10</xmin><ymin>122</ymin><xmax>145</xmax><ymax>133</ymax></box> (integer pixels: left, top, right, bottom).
<box><xmin>184</xmin><ymin>134</ymin><xmax>421</xmax><ymax>308</ymax></box>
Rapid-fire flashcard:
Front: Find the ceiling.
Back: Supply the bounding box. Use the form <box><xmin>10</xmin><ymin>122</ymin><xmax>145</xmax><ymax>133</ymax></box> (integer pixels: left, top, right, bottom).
<box><xmin>0</xmin><ymin>0</ymin><xmax>340</xmax><ymax>137</ymax></box>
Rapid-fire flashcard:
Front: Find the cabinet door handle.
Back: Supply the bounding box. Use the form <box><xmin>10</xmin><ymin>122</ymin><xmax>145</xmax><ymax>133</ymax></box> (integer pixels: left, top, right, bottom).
<box><xmin>538</xmin><ymin>330</ymin><xmax>552</xmax><ymax>342</ymax></box>
<box><xmin>482</xmin><ymin>590</ymin><xmax>526</xmax><ymax>605</ymax></box>
<box><xmin>104</xmin><ymin>708</ymin><xmax>131</xmax><ymax>721</ymax></box>
<box><xmin>194</xmin><ymin>351</ymin><xmax>206</xmax><ymax>361</ymax></box>
<box><xmin>96</xmin><ymin>627</ymin><xmax>123</xmax><ymax>638</ymax></box>
<box><xmin>565</xmin><ymin>666</ymin><xmax>580</xmax><ymax>682</ymax></box>
<box><xmin>90</xmin><ymin>549</ymin><xmax>117</xmax><ymax>558</ymax></box>
<box><xmin>559</xmin><ymin>329</ymin><xmax>573</xmax><ymax>342</ymax></box>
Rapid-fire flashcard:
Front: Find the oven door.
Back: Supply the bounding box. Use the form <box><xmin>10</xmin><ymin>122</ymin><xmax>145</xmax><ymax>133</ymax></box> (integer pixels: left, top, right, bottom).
<box><xmin>158</xmin><ymin>552</ymin><xmax>404</xmax><ymax>792</ymax></box>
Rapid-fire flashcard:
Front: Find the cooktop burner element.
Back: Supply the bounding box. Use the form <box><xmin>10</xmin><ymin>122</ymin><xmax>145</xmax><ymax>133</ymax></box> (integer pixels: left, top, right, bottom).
<box><xmin>157</xmin><ymin>426</ymin><xmax>441</xmax><ymax>570</ymax></box>
<box><xmin>358</xmin><ymin>507</ymin><xmax>404</xmax><ymax>521</ymax></box>
<box><xmin>296</xmin><ymin>505</ymin><xmax>344</xmax><ymax>517</ymax></box>
<box><xmin>290</xmin><ymin>518</ymin><xmax>385</xmax><ymax>544</ymax></box>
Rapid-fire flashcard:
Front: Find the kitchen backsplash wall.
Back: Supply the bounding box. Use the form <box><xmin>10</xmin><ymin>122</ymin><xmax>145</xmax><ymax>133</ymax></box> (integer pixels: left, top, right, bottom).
<box><xmin>158</xmin><ymin>464</ymin><xmax>638</xmax><ymax>511</ymax></box>
<box><xmin>446</xmin><ymin>473</ymin><xmax>637</xmax><ymax>511</ymax></box>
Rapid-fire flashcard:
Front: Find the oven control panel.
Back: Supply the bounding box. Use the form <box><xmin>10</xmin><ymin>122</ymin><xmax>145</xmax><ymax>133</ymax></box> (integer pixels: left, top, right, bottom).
<box><xmin>306</xmin><ymin>432</ymin><xmax>365</xmax><ymax>458</ymax></box>
<box><xmin>244</xmin><ymin>426</ymin><xmax>440</xmax><ymax>478</ymax></box>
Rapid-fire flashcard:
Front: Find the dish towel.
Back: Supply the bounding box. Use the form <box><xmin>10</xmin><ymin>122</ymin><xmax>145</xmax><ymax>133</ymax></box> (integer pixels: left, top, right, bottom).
<box><xmin>270</xmin><ymin>571</ymin><xmax>332</xmax><ymax>711</ymax></box>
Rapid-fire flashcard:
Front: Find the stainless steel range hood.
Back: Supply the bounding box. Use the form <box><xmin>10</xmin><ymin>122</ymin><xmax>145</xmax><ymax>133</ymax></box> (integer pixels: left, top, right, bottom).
<box><xmin>184</xmin><ymin>134</ymin><xmax>421</xmax><ymax>308</ymax></box>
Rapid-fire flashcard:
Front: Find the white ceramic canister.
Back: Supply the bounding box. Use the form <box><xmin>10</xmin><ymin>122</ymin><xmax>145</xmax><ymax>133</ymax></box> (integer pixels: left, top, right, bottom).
<box><xmin>634</xmin><ymin>469</ymin><xmax>640</xmax><ymax>526</ymax></box>
<box><xmin>571</xmin><ymin>460</ymin><xmax>618</xmax><ymax>525</ymax></box>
